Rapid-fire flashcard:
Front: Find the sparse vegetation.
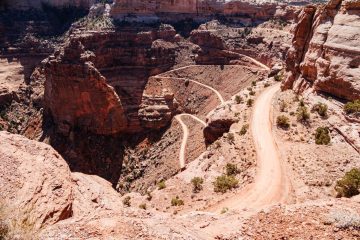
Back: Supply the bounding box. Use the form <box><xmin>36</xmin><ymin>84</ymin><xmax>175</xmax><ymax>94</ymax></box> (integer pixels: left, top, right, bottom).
<box><xmin>274</xmin><ymin>74</ymin><xmax>283</xmax><ymax>82</ymax></box>
<box><xmin>312</xmin><ymin>103</ymin><xmax>328</xmax><ymax>117</ymax></box>
<box><xmin>123</xmin><ymin>196</ymin><xmax>131</xmax><ymax>207</ymax></box>
<box><xmin>249</xmin><ymin>90</ymin><xmax>255</xmax><ymax>96</ymax></box>
<box><xmin>220</xmin><ymin>207</ymin><xmax>229</xmax><ymax>214</ymax></box>
<box><xmin>227</xmin><ymin>133</ymin><xmax>235</xmax><ymax>143</ymax></box>
<box><xmin>214</xmin><ymin>141</ymin><xmax>221</xmax><ymax>149</ymax></box>
<box><xmin>171</xmin><ymin>196</ymin><xmax>184</xmax><ymax>206</ymax></box>
<box><xmin>239</xmin><ymin>124</ymin><xmax>249</xmax><ymax>135</ymax></box>
<box><xmin>191</xmin><ymin>177</ymin><xmax>204</xmax><ymax>193</ymax></box>
<box><xmin>335</xmin><ymin>168</ymin><xmax>360</xmax><ymax>198</ymax></box>
<box><xmin>213</xmin><ymin>175</ymin><xmax>239</xmax><ymax>193</ymax></box>
<box><xmin>139</xmin><ymin>203</ymin><xmax>147</xmax><ymax>210</ymax></box>
<box><xmin>296</xmin><ymin>106</ymin><xmax>310</xmax><ymax>122</ymax></box>
<box><xmin>235</xmin><ymin>95</ymin><xmax>243</xmax><ymax>104</ymax></box>
<box><xmin>157</xmin><ymin>180</ymin><xmax>166</xmax><ymax>190</ymax></box>
<box><xmin>344</xmin><ymin>100</ymin><xmax>360</xmax><ymax>114</ymax></box>
<box><xmin>276</xmin><ymin>115</ymin><xmax>290</xmax><ymax>129</ymax></box>
<box><xmin>225</xmin><ymin>163</ymin><xmax>240</xmax><ymax>176</ymax></box>
<box><xmin>264</xmin><ymin>82</ymin><xmax>270</xmax><ymax>88</ymax></box>
<box><xmin>252</xmin><ymin>81</ymin><xmax>257</xmax><ymax>87</ymax></box>
<box><xmin>247</xmin><ymin>99</ymin><xmax>254</xmax><ymax>107</ymax></box>
<box><xmin>315</xmin><ymin>127</ymin><xmax>331</xmax><ymax>145</ymax></box>
<box><xmin>146</xmin><ymin>192</ymin><xmax>152</xmax><ymax>201</ymax></box>
<box><xmin>280</xmin><ymin>100</ymin><xmax>287</xmax><ymax>112</ymax></box>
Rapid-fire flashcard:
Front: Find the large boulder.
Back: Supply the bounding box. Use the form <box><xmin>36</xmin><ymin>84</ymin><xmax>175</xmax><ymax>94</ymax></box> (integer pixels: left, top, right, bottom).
<box><xmin>0</xmin><ymin>131</ymin><xmax>73</xmax><ymax>236</ymax></box>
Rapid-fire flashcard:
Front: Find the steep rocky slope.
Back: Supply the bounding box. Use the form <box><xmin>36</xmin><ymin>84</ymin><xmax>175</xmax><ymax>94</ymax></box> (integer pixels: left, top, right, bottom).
<box><xmin>283</xmin><ymin>0</ymin><xmax>360</xmax><ymax>101</ymax></box>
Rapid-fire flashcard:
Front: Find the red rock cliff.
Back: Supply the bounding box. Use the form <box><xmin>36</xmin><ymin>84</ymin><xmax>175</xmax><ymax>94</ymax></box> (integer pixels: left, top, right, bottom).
<box><xmin>283</xmin><ymin>0</ymin><xmax>360</xmax><ymax>101</ymax></box>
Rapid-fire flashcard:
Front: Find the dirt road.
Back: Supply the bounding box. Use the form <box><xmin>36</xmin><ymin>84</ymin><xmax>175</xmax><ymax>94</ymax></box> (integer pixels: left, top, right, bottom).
<box><xmin>206</xmin><ymin>83</ymin><xmax>291</xmax><ymax>212</ymax></box>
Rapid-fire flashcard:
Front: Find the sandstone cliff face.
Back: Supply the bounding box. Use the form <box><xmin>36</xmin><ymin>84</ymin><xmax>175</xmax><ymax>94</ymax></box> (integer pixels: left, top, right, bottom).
<box><xmin>45</xmin><ymin>26</ymin><xmax>179</xmax><ymax>135</ymax></box>
<box><xmin>0</xmin><ymin>131</ymin><xmax>73</xmax><ymax>235</ymax></box>
<box><xmin>283</xmin><ymin>0</ymin><xmax>360</xmax><ymax>101</ymax></box>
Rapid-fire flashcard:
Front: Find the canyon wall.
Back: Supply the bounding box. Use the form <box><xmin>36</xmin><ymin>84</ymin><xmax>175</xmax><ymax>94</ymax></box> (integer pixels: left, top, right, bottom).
<box><xmin>282</xmin><ymin>0</ymin><xmax>360</xmax><ymax>101</ymax></box>
<box><xmin>110</xmin><ymin>0</ymin><xmax>286</xmax><ymax>22</ymax></box>
<box><xmin>4</xmin><ymin>0</ymin><xmax>95</xmax><ymax>10</ymax></box>
<box><xmin>44</xmin><ymin>26</ymin><xmax>179</xmax><ymax>135</ymax></box>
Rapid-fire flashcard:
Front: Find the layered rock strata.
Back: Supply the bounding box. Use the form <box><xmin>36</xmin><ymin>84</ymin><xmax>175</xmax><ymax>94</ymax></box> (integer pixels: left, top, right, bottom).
<box><xmin>45</xmin><ymin>26</ymin><xmax>179</xmax><ymax>135</ymax></box>
<box><xmin>282</xmin><ymin>0</ymin><xmax>360</xmax><ymax>101</ymax></box>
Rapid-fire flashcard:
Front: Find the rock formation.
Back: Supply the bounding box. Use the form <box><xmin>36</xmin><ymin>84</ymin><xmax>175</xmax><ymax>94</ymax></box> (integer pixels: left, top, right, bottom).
<box><xmin>282</xmin><ymin>0</ymin><xmax>360</xmax><ymax>101</ymax></box>
<box><xmin>44</xmin><ymin>25</ymin><xmax>180</xmax><ymax>135</ymax></box>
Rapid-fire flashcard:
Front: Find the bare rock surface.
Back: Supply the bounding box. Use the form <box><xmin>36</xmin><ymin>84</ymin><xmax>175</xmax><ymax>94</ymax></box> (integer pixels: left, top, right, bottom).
<box><xmin>283</xmin><ymin>0</ymin><xmax>360</xmax><ymax>101</ymax></box>
<box><xmin>0</xmin><ymin>131</ymin><xmax>73</xmax><ymax>235</ymax></box>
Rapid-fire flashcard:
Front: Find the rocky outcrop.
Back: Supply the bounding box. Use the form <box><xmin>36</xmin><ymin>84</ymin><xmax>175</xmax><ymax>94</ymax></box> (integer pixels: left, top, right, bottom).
<box><xmin>45</xmin><ymin>40</ymin><xmax>127</xmax><ymax>136</ymax></box>
<box><xmin>0</xmin><ymin>131</ymin><xmax>73</xmax><ymax>235</ymax></box>
<box><xmin>45</xmin><ymin>26</ymin><xmax>179</xmax><ymax>135</ymax></box>
<box><xmin>203</xmin><ymin>106</ymin><xmax>238</xmax><ymax>144</ymax></box>
<box><xmin>282</xmin><ymin>0</ymin><xmax>360</xmax><ymax>101</ymax></box>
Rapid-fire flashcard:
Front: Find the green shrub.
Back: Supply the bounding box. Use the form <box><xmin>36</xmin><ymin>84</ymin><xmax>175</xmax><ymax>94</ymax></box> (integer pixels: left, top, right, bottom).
<box><xmin>247</xmin><ymin>99</ymin><xmax>254</xmax><ymax>107</ymax></box>
<box><xmin>312</xmin><ymin>103</ymin><xmax>328</xmax><ymax>117</ymax></box>
<box><xmin>191</xmin><ymin>177</ymin><xmax>204</xmax><ymax>193</ymax></box>
<box><xmin>123</xmin><ymin>196</ymin><xmax>131</xmax><ymax>207</ymax></box>
<box><xmin>344</xmin><ymin>100</ymin><xmax>360</xmax><ymax>114</ymax></box>
<box><xmin>239</xmin><ymin>124</ymin><xmax>249</xmax><ymax>135</ymax></box>
<box><xmin>171</xmin><ymin>196</ymin><xmax>184</xmax><ymax>206</ymax></box>
<box><xmin>274</xmin><ymin>74</ymin><xmax>283</xmax><ymax>82</ymax></box>
<box><xmin>276</xmin><ymin>115</ymin><xmax>290</xmax><ymax>129</ymax></box>
<box><xmin>296</xmin><ymin>106</ymin><xmax>310</xmax><ymax>122</ymax></box>
<box><xmin>213</xmin><ymin>175</ymin><xmax>239</xmax><ymax>193</ymax></box>
<box><xmin>335</xmin><ymin>168</ymin><xmax>360</xmax><ymax>198</ymax></box>
<box><xmin>139</xmin><ymin>203</ymin><xmax>147</xmax><ymax>210</ymax></box>
<box><xmin>315</xmin><ymin>127</ymin><xmax>331</xmax><ymax>145</ymax></box>
<box><xmin>220</xmin><ymin>207</ymin><xmax>229</xmax><ymax>214</ymax></box>
<box><xmin>158</xmin><ymin>180</ymin><xmax>166</xmax><ymax>190</ymax></box>
<box><xmin>227</xmin><ymin>133</ymin><xmax>235</xmax><ymax>143</ymax></box>
<box><xmin>280</xmin><ymin>100</ymin><xmax>287</xmax><ymax>112</ymax></box>
<box><xmin>225</xmin><ymin>163</ymin><xmax>240</xmax><ymax>176</ymax></box>
<box><xmin>235</xmin><ymin>95</ymin><xmax>243</xmax><ymax>104</ymax></box>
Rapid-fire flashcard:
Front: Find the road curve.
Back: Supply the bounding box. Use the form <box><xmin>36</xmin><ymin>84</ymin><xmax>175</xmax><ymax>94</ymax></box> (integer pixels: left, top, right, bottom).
<box><xmin>206</xmin><ymin>83</ymin><xmax>291</xmax><ymax>212</ymax></box>
<box><xmin>157</xmin><ymin>76</ymin><xmax>225</xmax><ymax>104</ymax></box>
<box><xmin>175</xmin><ymin>114</ymin><xmax>206</xmax><ymax>169</ymax></box>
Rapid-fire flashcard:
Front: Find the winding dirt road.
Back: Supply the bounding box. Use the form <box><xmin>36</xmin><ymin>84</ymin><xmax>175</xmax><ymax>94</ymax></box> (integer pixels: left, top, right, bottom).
<box><xmin>207</xmin><ymin>83</ymin><xmax>291</xmax><ymax>212</ymax></box>
<box><xmin>175</xmin><ymin>114</ymin><xmax>206</xmax><ymax>169</ymax></box>
<box><xmin>157</xmin><ymin>76</ymin><xmax>225</xmax><ymax>104</ymax></box>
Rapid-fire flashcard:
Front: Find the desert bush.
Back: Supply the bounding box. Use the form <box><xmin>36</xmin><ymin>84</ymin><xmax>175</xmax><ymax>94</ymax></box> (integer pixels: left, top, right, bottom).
<box><xmin>324</xmin><ymin>209</ymin><xmax>360</xmax><ymax>229</ymax></box>
<box><xmin>315</xmin><ymin>127</ymin><xmax>331</xmax><ymax>145</ymax></box>
<box><xmin>123</xmin><ymin>196</ymin><xmax>131</xmax><ymax>207</ymax></box>
<box><xmin>171</xmin><ymin>196</ymin><xmax>184</xmax><ymax>206</ymax></box>
<box><xmin>227</xmin><ymin>133</ymin><xmax>235</xmax><ymax>143</ymax></box>
<box><xmin>235</xmin><ymin>95</ymin><xmax>243</xmax><ymax>104</ymax></box>
<box><xmin>249</xmin><ymin>90</ymin><xmax>255</xmax><ymax>96</ymax></box>
<box><xmin>191</xmin><ymin>177</ymin><xmax>204</xmax><ymax>193</ymax></box>
<box><xmin>239</xmin><ymin>124</ymin><xmax>249</xmax><ymax>135</ymax></box>
<box><xmin>139</xmin><ymin>203</ymin><xmax>147</xmax><ymax>210</ymax></box>
<box><xmin>276</xmin><ymin>115</ymin><xmax>290</xmax><ymax>129</ymax></box>
<box><xmin>247</xmin><ymin>99</ymin><xmax>254</xmax><ymax>107</ymax></box>
<box><xmin>213</xmin><ymin>175</ymin><xmax>239</xmax><ymax>193</ymax></box>
<box><xmin>158</xmin><ymin>180</ymin><xmax>166</xmax><ymax>190</ymax></box>
<box><xmin>225</xmin><ymin>163</ymin><xmax>240</xmax><ymax>176</ymax></box>
<box><xmin>312</xmin><ymin>103</ymin><xmax>328</xmax><ymax>117</ymax></box>
<box><xmin>335</xmin><ymin>168</ymin><xmax>360</xmax><ymax>198</ymax></box>
<box><xmin>221</xmin><ymin>207</ymin><xmax>229</xmax><ymax>214</ymax></box>
<box><xmin>280</xmin><ymin>100</ymin><xmax>287</xmax><ymax>112</ymax></box>
<box><xmin>264</xmin><ymin>82</ymin><xmax>270</xmax><ymax>88</ymax></box>
<box><xmin>344</xmin><ymin>100</ymin><xmax>360</xmax><ymax>114</ymax></box>
<box><xmin>296</xmin><ymin>106</ymin><xmax>310</xmax><ymax>122</ymax></box>
<box><xmin>146</xmin><ymin>192</ymin><xmax>152</xmax><ymax>201</ymax></box>
<box><xmin>274</xmin><ymin>74</ymin><xmax>283</xmax><ymax>82</ymax></box>
<box><xmin>252</xmin><ymin>81</ymin><xmax>257</xmax><ymax>86</ymax></box>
